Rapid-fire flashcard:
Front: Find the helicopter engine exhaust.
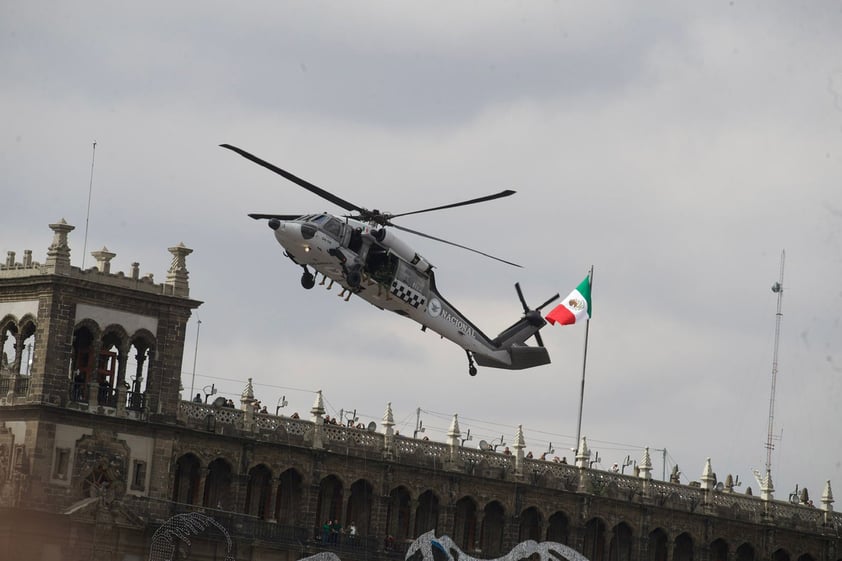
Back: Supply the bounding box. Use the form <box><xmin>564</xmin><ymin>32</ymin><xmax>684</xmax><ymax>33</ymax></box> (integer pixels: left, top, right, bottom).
<box><xmin>372</xmin><ymin>228</ymin><xmax>431</xmax><ymax>273</ymax></box>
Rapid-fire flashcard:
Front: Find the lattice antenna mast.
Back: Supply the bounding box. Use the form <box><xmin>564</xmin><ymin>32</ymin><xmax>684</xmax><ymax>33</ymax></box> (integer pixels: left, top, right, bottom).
<box><xmin>765</xmin><ymin>250</ymin><xmax>785</xmax><ymax>476</ymax></box>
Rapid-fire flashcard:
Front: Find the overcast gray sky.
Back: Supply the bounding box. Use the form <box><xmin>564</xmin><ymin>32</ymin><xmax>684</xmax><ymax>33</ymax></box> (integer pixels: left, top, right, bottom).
<box><xmin>2</xmin><ymin>1</ymin><xmax>841</xmax><ymax>501</ymax></box>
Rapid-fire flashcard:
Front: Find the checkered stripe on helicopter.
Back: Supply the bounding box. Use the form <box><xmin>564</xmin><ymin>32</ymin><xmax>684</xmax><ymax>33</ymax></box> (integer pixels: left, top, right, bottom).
<box><xmin>391</xmin><ymin>279</ymin><xmax>426</xmax><ymax>309</ymax></box>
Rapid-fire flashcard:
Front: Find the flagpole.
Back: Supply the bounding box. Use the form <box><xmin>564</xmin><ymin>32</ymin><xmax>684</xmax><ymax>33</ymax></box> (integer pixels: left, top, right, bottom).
<box><xmin>574</xmin><ymin>265</ymin><xmax>594</xmax><ymax>455</ymax></box>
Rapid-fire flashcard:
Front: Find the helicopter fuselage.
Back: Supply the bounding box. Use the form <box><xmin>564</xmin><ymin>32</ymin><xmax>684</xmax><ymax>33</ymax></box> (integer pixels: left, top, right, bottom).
<box><xmin>270</xmin><ymin>213</ymin><xmax>548</xmax><ymax>370</ymax></box>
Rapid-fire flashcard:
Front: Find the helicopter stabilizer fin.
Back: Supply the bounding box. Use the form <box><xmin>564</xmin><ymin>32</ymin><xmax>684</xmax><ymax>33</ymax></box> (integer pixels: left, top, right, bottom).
<box><xmin>473</xmin><ymin>345</ymin><xmax>551</xmax><ymax>370</ymax></box>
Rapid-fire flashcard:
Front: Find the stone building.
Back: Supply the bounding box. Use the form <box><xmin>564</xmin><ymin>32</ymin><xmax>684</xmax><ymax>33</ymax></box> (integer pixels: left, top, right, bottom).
<box><xmin>0</xmin><ymin>222</ymin><xmax>839</xmax><ymax>561</ymax></box>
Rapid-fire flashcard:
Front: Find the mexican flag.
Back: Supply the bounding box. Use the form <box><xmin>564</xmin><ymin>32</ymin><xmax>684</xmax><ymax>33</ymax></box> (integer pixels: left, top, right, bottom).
<box><xmin>546</xmin><ymin>275</ymin><xmax>591</xmax><ymax>326</ymax></box>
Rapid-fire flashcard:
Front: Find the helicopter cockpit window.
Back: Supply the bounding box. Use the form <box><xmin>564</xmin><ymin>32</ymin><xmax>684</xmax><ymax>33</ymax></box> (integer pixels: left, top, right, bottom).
<box><xmin>323</xmin><ymin>217</ymin><xmax>342</xmax><ymax>239</ymax></box>
<box><xmin>310</xmin><ymin>215</ymin><xmax>328</xmax><ymax>224</ymax></box>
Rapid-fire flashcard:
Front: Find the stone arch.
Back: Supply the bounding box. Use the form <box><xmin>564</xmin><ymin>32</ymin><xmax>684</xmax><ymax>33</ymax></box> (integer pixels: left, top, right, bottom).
<box><xmin>674</xmin><ymin>532</ymin><xmax>694</xmax><ymax>561</ymax></box>
<box><xmin>276</xmin><ymin>467</ymin><xmax>303</xmax><ymax>525</ymax></box>
<box><xmin>69</xmin><ymin>320</ymin><xmax>102</xmax><ymax>402</ymax></box>
<box><xmin>736</xmin><ymin>543</ymin><xmax>755</xmax><ymax>561</ymax></box>
<box><xmin>0</xmin><ymin>315</ymin><xmax>19</xmax><ymax>374</ymax></box>
<box><xmin>710</xmin><ymin>538</ymin><xmax>729</xmax><ymax>561</ymax></box>
<box><xmin>315</xmin><ymin>474</ymin><xmax>344</xmax><ymax>535</ymax></box>
<box><xmin>546</xmin><ymin>510</ymin><xmax>570</xmax><ymax>544</ymax></box>
<box><xmin>1</xmin><ymin>314</ymin><xmax>37</xmax><ymax>375</ymax></box>
<box><xmin>346</xmin><ymin>478</ymin><xmax>374</xmax><ymax>536</ymax></box>
<box><xmin>127</xmin><ymin>328</ymin><xmax>156</xmax><ymax>400</ymax></box>
<box><xmin>773</xmin><ymin>550</ymin><xmax>791</xmax><ymax>561</ymax></box>
<box><xmin>203</xmin><ymin>457</ymin><xmax>233</xmax><ymax>510</ymax></box>
<box><xmin>386</xmin><ymin>485</ymin><xmax>412</xmax><ymax>541</ymax></box>
<box><xmin>16</xmin><ymin>314</ymin><xmax>37</xmax><ymax>375</ymax></box>
<box><xmin>453</xmin><ymin>495</ymin><xmax>478</xmax><ymax>552</ymax></box>
<box><xmin>480</xmin><ymin>500</ymin><xmax>505</xmax><ymax>556</ymax></box>
<box><xmin>415</xmin><ymin>489</ymin><xmax>439</xmax><ymax>536</ymax></box>
<box><xmin>609</xmin><ymin>522</ymin><xmax>633</xmax><ymax>561</ymax></box>
<box><xmin>583</xmin><ymin>517</ymin><xmax>607</xmax><ymax>561</ymax></box>
<box><xmin>172</xmin><ymin>453</ymin><xmax>202</xmax><ymax>505</ymax></box>
<box><xmin>244</xmin><ymin>463</ymin><xmax>272</xmax><ymax>519</ymax></box>
<box><xmin>519</xmin><ymin>505</ymin><xmax>542</xmax><ymax>542</ymax></box>
<box><xmin>648</xmin><ymin>528</ymin><xmax>669</xmax><ymax>561</ymax></box>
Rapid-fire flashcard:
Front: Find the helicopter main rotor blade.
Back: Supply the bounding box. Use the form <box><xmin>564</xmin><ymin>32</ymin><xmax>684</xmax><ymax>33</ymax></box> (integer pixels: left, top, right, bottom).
<box><xmin>388</xmin><ymin>190</ymin><xmax>516</xmax><ymax>220</ymax></box>
<box><xmin>391</xmin><ymin>224</ymin><xmax>522</xmax><ymax>268</ymax></box>
<box><xmin>248</xmin><ymin>213</ymin><xmax>305</xmax><ymax>221</ymax></box>
<box><xmin>221</xmin><ymin>144</ymin><xmax>363</xmax><ymax>213</ymax></box>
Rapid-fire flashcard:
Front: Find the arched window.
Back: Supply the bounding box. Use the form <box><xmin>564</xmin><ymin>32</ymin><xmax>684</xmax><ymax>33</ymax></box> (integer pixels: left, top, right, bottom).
<box><xmin>710</xmin><ymin>539</ymin><xmax>729</xmax><ymax>561</ymax></box>
<box><xmin>480</xmin><ymin>501</ymin><xmax>505</xmax><ymax>557</ymax></box>
<box><xmin>315</xmin><ymin>475</ymin><xmax>344</xmax><ymax>533</ymax></box>
<box><xmin>203</xmin><ymin>458</ymin><xmax>233</xmax><ymax>510</ymax></box>
<box><xmin>127</xmin><ymin>330</ymin><xmax>155</xmax><ymax>410</ymax></box>
<box><xmin>386</xmin><ymin>486</ymin><xmax>412</xmax><ymax>541</ymax></box>
<box><xmin>519</xmin><ymin>506</ymin><xmax>542</xmax><ymax>542</ymax></box>
<box><xmin>773</xmin><ymin>549</ymin><xmax>791</xmax><ymax>561</ymax></box>
<box><xmin>172</xmin><ymin>454</ymin><xmax>201</xmax><ymax>505</ymax></box>
<box><xmin>245</xmin><ymin>464</ymin><xmax>272</xmax><ymax>519</ymax></box>
<box><xmin>276</xmin><ymin>468</ymin><xmax>303</xmax><ymax>525</ymax></box>
<box><xmin>609</xmin><ymin>522</ymin><xmax>633</xmax><ymax>561</ymax></box>
<box><xmin>346</xmin><ymin>479</ymin><xmax>374</xmax><ymax>536</ymax></box>
<box><xmin>648</xmin><ymin>529</ymin><xmax>668</xmax><ymax>561</ymax></box>
<box><xmin>453</xmin><ymin>496</ymin><xmax>477</xmax><ymax>551</ymax></box>
<box><xmin>583</xmin><ymin>518</ymin><xmax>606</xmax><ymax>561</ymax></box>
<box><xmin>674</xmin><ymin>533</ymin><xmax>694</xmax><ymax>561</ymax></box>
<box><xmin>546</xmin><ymin>511</ymin><xmax>569</xmax><ymax>544</ymax></box>
<box><xmin>70</xmin><ymin>324</ymin><xmax>98</xmax><ymax>402</ymax></box>
<box><xmin>736</xmin><ymin>543</ymin><xmax>755</xmax><ymax>561</ymax></box>
<box><xmin>415</xmin><ymin>490</ymin><xmax>439</xmax><ymax>536</ymax></box>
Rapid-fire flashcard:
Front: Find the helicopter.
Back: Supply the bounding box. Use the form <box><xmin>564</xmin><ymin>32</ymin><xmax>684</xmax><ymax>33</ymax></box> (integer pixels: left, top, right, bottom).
<box><xmin>221</xmin><ymin>144</ymin><xmax>559</xmax><ymax>376</ymax></box>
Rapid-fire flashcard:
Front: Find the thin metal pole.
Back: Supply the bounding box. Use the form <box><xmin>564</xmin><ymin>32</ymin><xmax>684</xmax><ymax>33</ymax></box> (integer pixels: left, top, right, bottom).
<box><xmin>189</xmin><ymin>318</ymin><xmax>202</xmax><ymax>399</ymax></box>
<box><xmin>82</xmin><ymin>141</ymin><xmax>97</xmax><ymax>269</ymax></box>
<box><xmin>574</xmin><ymin>266</ymin><xmax>594</xmax><ymax>454</ymax></box>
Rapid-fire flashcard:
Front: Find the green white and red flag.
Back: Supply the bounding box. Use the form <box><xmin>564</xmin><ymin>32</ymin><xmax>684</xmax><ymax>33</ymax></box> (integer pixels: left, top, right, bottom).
<box><xmin>546</xmin><ymin>276</ymin><xmax>592</xmax><ymax>326</ymax></box>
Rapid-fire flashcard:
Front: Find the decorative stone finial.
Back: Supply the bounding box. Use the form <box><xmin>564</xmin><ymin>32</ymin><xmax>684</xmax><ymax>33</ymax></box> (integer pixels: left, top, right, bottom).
<box><xmin>446</xmin><ymin>414</ymin><xmax>460</xmax><ymax>446</ymax></box>
<box><xmin>46</xmin><ymin>219</ymin><xmax>75</xmax><ymax>272</ymax></box>
<box><xmin>241</xmin><ymin>378</ymin><xmax>255</xmax><ymax>400</ymax></box>
<box><xmin>760</xmin><ymin>469</ymin><xmax>774</xmax><ymax>502</ymax></box>
<box><xmin>167</xmin><ymin>242</ymin><xmax>193</xmax><ymax>296</ymax></box>
<box><xmin>822</xmin><ymin>480</ymin><xmax>834</xmax><ymax>512</ymax></box>
<box><xmin>639</xmin><ymin>447</ymin><xmax>652</xmax><ymax>480</ymax></box>
<box><xmin>91</xmin><ymin>246</ymin><xmax>116</xmax><ymax>273</ymax></box>
<box><xmin>310</xmin><ymin>390</ymin><xmax>325</xmax><ymax>420</ymax></box>
<box><xmin>382</xmin><ymin>402</ymin><xmax>395</xmax><ymax>437</ymax></box>
<box><xmin>575</xmin><ymin>436</ymin><xmax>590</xmax><ymax>468</ymax></box>
<box><xmin>701</xmin><ymin>458</ymin><xmax>715</xmax><ymax>491</ymax></box>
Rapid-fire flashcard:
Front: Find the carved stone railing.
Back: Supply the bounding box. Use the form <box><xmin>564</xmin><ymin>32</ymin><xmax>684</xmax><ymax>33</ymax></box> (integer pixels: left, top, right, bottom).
<box><xmin>173</xmin><ymin>400</ymin><xmax>841</xmax><ymax>532</ymax></box>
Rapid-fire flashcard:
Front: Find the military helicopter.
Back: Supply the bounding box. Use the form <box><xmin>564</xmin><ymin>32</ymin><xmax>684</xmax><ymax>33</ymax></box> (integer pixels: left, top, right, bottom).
<box><xmin>222</xmin><ymin>144</ymin><xmax>559</xmax><ymax>376</ymax></box>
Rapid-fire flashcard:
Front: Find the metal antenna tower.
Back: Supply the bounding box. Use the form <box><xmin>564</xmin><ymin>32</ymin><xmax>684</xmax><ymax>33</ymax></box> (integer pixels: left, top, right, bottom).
<box><xmin>765</xmin><ymin>250</ymin><xmax>785</xmax><ymax>478</ymax></box>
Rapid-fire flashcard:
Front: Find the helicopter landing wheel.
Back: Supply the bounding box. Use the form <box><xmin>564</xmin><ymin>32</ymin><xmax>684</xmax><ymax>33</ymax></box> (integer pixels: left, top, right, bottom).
<box><xmin>301</xmin><ymin>269</ymin><xmax>316</xmax><ymax>289</ymax></box>
<box><xmin>466</xmin><ymin>350</ymin><xmax>478</xmax><ymax>376</ymax></box>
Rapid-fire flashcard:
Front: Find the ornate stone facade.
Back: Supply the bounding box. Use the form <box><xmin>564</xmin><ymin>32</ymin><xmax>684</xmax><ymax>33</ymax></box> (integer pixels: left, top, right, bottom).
<box><xmin>0</xmin><ymin>223</ymin><xmax>839</xmax><ymax>561</ymax></box>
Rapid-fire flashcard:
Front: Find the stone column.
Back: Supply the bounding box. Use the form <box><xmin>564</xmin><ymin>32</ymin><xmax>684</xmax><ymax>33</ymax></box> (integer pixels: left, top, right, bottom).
<box><xmin>266</xmin><ymin>478</ymin><xmax>280</xmax><ymax>522</ymax></box>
